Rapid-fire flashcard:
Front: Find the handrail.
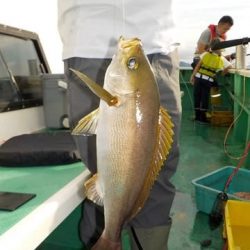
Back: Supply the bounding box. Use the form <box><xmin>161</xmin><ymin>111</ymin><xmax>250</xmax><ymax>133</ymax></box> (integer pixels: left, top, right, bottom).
<box><xmin>211</xmin><ymin>37</ymin><xmax>250</xmax><ymax>50</ymax></box>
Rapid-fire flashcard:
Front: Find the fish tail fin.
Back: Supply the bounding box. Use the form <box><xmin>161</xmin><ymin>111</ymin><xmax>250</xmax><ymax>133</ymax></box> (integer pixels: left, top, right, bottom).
<box><xmin>91</xmin><ymin>235</ymin><xmax>122</xmax><ymax>250</ymax></box>
<box><xmin>84</xmin><ymin>174</ymin><xmax>104</xmax><ymax>206</ymax></box>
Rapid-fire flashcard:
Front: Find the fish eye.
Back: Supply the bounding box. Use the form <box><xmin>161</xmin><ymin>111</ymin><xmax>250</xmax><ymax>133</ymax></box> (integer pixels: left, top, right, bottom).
<box><xmin>127</xmin><ymin>57</ymin><xmax>138</xmax><ymax>70</ymax></box>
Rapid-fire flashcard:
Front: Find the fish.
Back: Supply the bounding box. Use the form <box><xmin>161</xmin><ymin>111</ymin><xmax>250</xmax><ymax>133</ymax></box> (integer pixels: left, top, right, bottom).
<box><xmin>71</xmin><ymin>36</ymin><xmax>174</xmax><ymax>250</ymax></box>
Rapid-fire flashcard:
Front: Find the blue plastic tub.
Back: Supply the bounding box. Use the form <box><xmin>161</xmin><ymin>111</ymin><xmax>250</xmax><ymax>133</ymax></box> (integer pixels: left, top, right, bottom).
<box><xmin>192</xmin><ymin>166</ymin><xmax>250</xmax><ymax>214</ymax></box>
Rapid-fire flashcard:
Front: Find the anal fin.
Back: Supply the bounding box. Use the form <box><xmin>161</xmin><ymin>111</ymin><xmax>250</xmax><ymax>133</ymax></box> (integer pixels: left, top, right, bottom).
<box><xmin>84</xmin><ymin>174</ymin><xmax>104</xmax><ymax>206</ymax></box>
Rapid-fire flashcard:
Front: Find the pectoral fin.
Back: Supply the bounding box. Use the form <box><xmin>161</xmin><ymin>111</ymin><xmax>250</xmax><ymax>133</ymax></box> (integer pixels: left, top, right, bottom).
<box><xmin>84</xmin><ymin>174</ymin><xmax>104</xmax><ymax>206</ymax></box>
<box><xmin>72</xmin><ymin>108</ymin><xmax>99</xmax><ymax>135</ymax></box>
<box><xmin>70</xmin><ymin>68</ymin><xmax>118</xmax><ymax>106</ymax></box>
<box><xmin>129</xmin><ymin>106</ymin><xmax>174</xmax><ymax>218</ymax></box>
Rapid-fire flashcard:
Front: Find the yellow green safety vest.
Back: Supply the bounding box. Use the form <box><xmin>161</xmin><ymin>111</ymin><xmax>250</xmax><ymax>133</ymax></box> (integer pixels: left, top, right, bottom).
<box><xmin>198</xmin><ymin>52</ymin><xmax>224</xmax><ymax>78</ymax></box>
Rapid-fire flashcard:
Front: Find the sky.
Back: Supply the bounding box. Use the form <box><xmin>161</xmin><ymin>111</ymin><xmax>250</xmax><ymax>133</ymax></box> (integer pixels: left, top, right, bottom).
<box><xmin>0</xmin><ymin>0</ymin><xmax>250</xmax><ymax>73</ymax></box>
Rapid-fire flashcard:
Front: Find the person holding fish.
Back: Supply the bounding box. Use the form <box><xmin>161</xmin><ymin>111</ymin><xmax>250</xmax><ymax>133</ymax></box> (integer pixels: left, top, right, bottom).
<box><xmin>58</xmin><ymin>1</ymin><xmax>181</xmax><ymax>249</ymax></box>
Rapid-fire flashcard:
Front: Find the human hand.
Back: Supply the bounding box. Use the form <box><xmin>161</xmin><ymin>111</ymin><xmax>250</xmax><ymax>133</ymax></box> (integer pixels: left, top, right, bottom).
<box><xmin>230</xmin><ymin>53</ymin><xmax>236</xmax><ymax>60</ymax></box>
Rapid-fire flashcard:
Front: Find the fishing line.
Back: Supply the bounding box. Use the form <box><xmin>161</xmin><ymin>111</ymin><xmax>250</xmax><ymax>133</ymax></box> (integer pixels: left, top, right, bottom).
<box><xmin>121</xmin><ymin>0</ymin><xmax>125</xmax><ymax>36</ymax></box>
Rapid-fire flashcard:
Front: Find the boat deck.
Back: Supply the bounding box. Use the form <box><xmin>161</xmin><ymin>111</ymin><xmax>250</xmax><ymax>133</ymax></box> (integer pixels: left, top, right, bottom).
<box><xmin>169</xmin><ymin>110</ymin><xmax>236</xmax><ymax>249</ymax></box>
<box><xmin>36</xmin><ymin>109</ymin><xmax>245</xmax><ymax>250</ymax></box>
<box><xmin>2</xmin><ymin>69</ymin><xmax>249</xmax><ymax>250</ymax></box>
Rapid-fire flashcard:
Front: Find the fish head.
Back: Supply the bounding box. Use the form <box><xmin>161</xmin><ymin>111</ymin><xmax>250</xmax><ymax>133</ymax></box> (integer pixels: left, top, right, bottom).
<box><xmin>105</xmin><ymin>36</ymin><xmax>155</xmax><ymax>96</ymax></box>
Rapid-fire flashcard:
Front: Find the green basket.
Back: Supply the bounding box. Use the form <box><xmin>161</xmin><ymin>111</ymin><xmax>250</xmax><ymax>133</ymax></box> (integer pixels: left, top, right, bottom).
<box><xmin>192</xmin><ymin>166</ymin><xmax>250</xmax><ymax>214</ymax></box>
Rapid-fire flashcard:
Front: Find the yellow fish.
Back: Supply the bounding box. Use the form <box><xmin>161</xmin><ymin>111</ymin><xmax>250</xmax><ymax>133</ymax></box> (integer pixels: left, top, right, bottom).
<box><xmin>71</xmin><ymin>36</ymin><xmax>174</xmax><ymax>249</ymax></box>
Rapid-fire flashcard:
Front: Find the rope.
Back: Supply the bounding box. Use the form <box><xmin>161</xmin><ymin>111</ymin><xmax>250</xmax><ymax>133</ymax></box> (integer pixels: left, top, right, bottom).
<box><xmin>224</xmin><ymin>141</ymin><xmax>250</xmax><ymax>193</ymax></box>
<box><xmin>223</xmin><ymin>74</ymin><xmax>248</xmax><ymax>160</ymax></box>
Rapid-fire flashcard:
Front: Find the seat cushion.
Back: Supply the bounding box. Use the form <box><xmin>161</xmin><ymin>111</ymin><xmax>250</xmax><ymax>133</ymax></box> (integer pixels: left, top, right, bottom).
<box><xmin>0</xmin><ymin>132</ymin><xmax>80</xmax><ymax>167</ymax></box>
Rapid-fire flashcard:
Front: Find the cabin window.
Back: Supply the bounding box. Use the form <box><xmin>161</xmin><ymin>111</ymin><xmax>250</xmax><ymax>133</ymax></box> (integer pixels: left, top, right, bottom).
<box><xmin>0</xmin><ymin>34</ymin><xmax>45</xmax><ymax>112</ymax></box>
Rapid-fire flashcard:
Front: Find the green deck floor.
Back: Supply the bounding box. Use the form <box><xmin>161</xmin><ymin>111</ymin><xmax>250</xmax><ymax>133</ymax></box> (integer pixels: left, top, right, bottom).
<box><xmin>169</xmin><ymin>110</ymin><xmax>237</xmax><ymax>250</ymax></box>
<box><xmin>37</xmin><ymin>93</ymin><xmax>249</xmax><ymax>250</ymax></box>
<box><xmin>37</xmin><ymin>109</ymin><xmax>248</xmax><ymax>250</ymax></box>
<box><xmin>36</xmin><ymin>70</ymin><xmax>250</xmax><ymax>249</ymax></box>
<box><xmin>169</xmin><ymin>98</ymin><xmax>249</xmax><ymax>249</ymax></box>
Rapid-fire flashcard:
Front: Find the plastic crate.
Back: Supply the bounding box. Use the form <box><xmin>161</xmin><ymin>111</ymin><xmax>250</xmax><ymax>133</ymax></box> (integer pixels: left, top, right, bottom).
<box><xmin>225</xmin><ymin>200</ymin><xmax>250</xmax><ymax>250</ymax></box>
<box><xmin>210</xmin><ymin>111</ymin><xmax>233</xmax><ymax>127</ymax></box>
<box><xmin>191</xmin><ymin>166</ymin><xmax>250</xmax><ymax>214</ymax></box>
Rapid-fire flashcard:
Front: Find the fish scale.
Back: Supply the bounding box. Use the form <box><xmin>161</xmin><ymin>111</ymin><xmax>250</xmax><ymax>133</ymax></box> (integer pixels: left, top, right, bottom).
<box><xmin>71</xmin><ymin>36</ymin><xmax>174</xmax><ymax>249</ymax></box>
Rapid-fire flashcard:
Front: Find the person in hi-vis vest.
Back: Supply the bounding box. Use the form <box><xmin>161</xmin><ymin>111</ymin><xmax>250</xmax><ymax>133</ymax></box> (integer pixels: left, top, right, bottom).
<box><xmin>190</xmin><ymin>39</ymin><xmax>232</xmax><ymax>124</ymax></box>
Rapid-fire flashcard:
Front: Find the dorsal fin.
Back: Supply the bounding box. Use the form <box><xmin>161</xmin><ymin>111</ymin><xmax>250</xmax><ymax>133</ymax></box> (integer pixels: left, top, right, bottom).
<box><xmin>129</xmin><ymin>106</ymin><xmax>174</xmax><ymax>219</ymax></box>
<box><xmin>84</xmin><ymin>174</ymin><xmax>104</xmax><ymax>206</ymax></box>
<box><xmin>72</xmin><ymin>108</ymin><xmax>99</xmax><ymax>135</ymax></box>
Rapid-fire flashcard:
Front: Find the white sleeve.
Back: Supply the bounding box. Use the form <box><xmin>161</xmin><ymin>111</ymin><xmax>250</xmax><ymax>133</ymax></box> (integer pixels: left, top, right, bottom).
<box><xmin>198</xmin><ymin>29</ymin><xmax>211</xmax><ymax>46</ymax></box>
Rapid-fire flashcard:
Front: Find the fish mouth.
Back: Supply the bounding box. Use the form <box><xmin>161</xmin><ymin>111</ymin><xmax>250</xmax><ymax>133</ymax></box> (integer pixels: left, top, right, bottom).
<box><xmin>119</xmin><ymin>36</ymin><xmax>142</xmax><ymax>49</ymax></box>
